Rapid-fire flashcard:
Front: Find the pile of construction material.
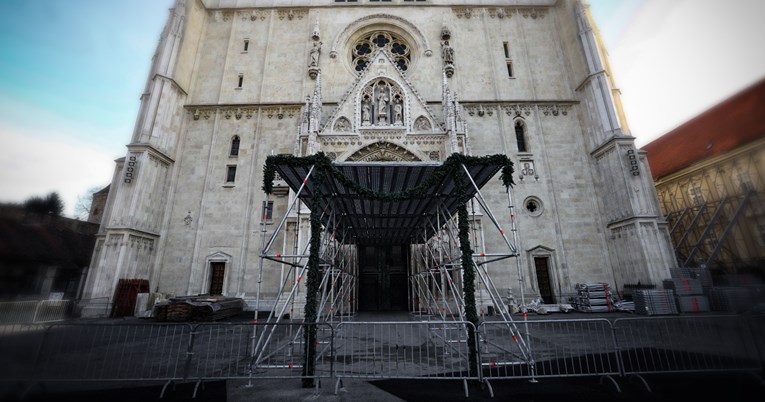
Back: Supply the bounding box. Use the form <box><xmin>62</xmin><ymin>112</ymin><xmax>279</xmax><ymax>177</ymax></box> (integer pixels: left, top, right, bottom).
<box><xmin>572</xmin><ymin>283</ymin><xmax>615</xmax><ymax>312</ymax></box>
<box><xmin>634</xmin><ymin>289</ymin><xmax>679</xmax><ymax>315</ymax></box>
<box><xmin>153</xmin><ymin>295</ymin><xmax>245</xmax><ymax>322</ymax></box>
<box><xmin>663</xmin><ymin>278</ymin><xmax>710</xmax><ymax>313</ymax></box>
<box><xmin>522</xmin><ymin>298</ymin><xmax>574</xmax><ymax>315</ymax></box>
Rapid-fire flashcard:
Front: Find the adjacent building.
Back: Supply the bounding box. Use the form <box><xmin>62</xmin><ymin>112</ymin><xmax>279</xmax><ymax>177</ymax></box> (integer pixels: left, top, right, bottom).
<box><xmin>643</xmin><ymin>77</ymin><xmax>765</xmax><ymax>286</ymax></box>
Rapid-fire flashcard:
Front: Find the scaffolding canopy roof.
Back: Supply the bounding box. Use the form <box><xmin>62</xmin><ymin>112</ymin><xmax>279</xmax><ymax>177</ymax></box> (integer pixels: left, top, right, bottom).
<box><xmin>273</xmin><ymin>160</ymin><xmax>505</xmax><ymax>246</ymax></box>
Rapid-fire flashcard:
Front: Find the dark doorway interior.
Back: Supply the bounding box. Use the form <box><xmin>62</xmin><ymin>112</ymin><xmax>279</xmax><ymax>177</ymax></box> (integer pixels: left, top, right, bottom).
<box><xmin>534</xmin><ymin>257</ymin><xmax>554</xmax><ymax>304</ymax></box>
<box><xmin>209</xmin><ymin>262</ymin><xmax>225</xmax><ymax>295</ymax></box>
<box><xmin>358</xmin><ymin>244</ymin><xmax>408</xmax><ymax>311</ymax></box>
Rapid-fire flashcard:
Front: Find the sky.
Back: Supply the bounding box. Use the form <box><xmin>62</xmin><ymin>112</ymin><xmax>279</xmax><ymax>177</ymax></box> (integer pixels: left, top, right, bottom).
<box><xmin>1</xmin><ymin>0</ymin><xmax>764</xmax><ymax>219</ymax></box>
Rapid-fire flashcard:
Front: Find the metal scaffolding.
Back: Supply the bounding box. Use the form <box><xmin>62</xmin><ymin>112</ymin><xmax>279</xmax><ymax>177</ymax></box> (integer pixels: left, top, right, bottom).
<box><xmin>249</xmin><ymin>157</ymin><xmax>534</xmax><ymax>377</ymax></box>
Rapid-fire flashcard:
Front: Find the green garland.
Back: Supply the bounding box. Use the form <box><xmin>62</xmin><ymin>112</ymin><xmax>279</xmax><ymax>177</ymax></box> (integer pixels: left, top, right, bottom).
<box><xmin>263</xmin><ymin>151</ymin><xmax>513</xmax><ymax>384</ymax></box>
<box><xmin>263</xmin><ymin>152</ymin><xmax>514</xmax><ymax>198</ymax></box>
<box><xmin>301</xmin><ymin>171</ymin><xmax>323</xmax><ymax>388</ymax></box>
<box><xmin>456</xmin><ymin>175</ymin><xmax>480</xmax><ymax>378</ymax></box>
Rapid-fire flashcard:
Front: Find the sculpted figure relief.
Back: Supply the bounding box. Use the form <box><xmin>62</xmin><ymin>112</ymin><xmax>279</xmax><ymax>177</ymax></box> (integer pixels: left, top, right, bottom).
<box><xmin>309</xmin><ymin>41</ymin><xmax>321</xmax><ymax>67</ymax></box>
<box><xmin>394</xmin><ymin>103</ymin><xmax>403</xmax><ymax>124</ymax></box>
<box><xmin>362</xmin><ymin>102</ymin><xmax>371</xmax><ymax>125</ymax></box>
<box><xmin>377</xmin><ymin>92</ymin><xmax>389</xmax><ymax>124</ymax></box>
<box><xmin>441</xmin><ymin>40</ymin><xmax>454</xmax><ymax>65</ymax></box>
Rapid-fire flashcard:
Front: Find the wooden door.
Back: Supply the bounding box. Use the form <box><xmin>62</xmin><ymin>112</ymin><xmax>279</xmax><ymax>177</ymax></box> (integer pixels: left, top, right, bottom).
<box><xmin>209</xmin><ymin>262</ymin><xmax>225</xmax><ymax>295</ymax></box>
<box><xmin>534</xmin><ymin>257</ymin><xmax>554</xmax><ymax>304</ymax></box>
<box><xmin>111</xmin><ymin>279</ymin><xmax>149</xmax><ymax>318</ymax></box>
<box><xmin>357</xmin><ymin>245</ymin><xmax>408</xmax><ymax>311</ymax></box>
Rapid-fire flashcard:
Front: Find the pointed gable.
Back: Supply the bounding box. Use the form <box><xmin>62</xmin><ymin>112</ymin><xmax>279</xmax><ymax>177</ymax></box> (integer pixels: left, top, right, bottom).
<box><xmin>321</xmin><ymin>49</ymin><xmax>440</xmax><ymax>136</ymax></box>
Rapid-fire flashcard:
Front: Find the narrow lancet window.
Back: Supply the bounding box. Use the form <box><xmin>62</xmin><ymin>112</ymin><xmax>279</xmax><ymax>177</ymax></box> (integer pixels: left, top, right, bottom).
<box><xmin>515</xmin><ymin>120</ymin><xmax>527</xmax><ymax>152</ymax></box>
<box><xmin>230</xmin><ymin>136</ymin><xmax>240</xmax><ymax>156</ymax></box>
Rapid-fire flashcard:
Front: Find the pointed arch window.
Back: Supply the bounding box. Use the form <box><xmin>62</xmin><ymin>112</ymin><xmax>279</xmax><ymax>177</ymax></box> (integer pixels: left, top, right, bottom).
<box><xmin>515</xmin><ymin>120</ymin><xmax>527</xmax><ymax>152</ymax></box>
<box><xmin>230</xmin><ymin>136</ymin><xmax>240</xmax><ymax>157</ymax></box>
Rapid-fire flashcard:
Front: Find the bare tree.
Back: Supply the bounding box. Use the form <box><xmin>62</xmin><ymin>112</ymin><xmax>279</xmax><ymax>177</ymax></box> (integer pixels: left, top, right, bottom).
<box><xmin>74</xmin><ymin>186</ymin><xmax>102</xmax><ymax>221</ymax></box>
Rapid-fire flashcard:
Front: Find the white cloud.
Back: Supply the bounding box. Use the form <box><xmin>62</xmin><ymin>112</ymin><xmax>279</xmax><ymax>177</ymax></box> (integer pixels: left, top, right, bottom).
<box><xmin>0</xmin><ymin>126</ymin><xmax>119</xmax><ymax>218</ymax></box>
<box><xmin>607</xmin><ymin>0</ymin><xmax>765</xmax><ymax>147</ymax></box>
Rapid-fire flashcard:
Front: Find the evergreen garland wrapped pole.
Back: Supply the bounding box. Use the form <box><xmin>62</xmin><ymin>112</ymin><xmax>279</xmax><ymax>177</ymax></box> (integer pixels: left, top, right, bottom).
<box><xmin>456</xmin><ymin>174</ymin><xmax>480</xmax><ymax>378</ymax></box>
<box><xmin>302</xmin><ymin>170</ymin><xmax>323</xmax><ymax>388</ymax></box>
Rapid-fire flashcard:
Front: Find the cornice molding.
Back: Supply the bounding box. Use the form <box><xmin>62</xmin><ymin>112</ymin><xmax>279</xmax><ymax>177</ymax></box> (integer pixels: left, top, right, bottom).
<box><xmin>453</xmin><ymin>7</ymin><xmax>549</xmax><ymax>20</ymax></box>
<box><xmin>185</xmin><ymin>105</ymin><xmax>303</xmax><ymax>121</ymax></box>
<box><xmin>461</xmin><ymin>102</ymin><xmax>576</xmax><ymax>118</ymax></box>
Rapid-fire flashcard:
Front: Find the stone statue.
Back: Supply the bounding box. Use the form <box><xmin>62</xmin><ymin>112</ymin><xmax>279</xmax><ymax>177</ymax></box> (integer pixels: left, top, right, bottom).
<box><xmin>394</xmin><ymin>103</ymin><xmax>402</xmax><ymax>124</ymax></box>
<box><xmin>362</xmin><ymin>102</ymin><xmax>370</xmax><ymax>125</ymax></box>
<box><xmin>377</xmin><ymin>92</ymin><xmax>388</xmax><ymax>124</ymax></box>
<box><xmin>309</xmin><ymin>41</ymin><xmax>321</xmax><ymax>67</ymax></box>
<box><xmin>441</xmin><ymin>40</ymin><xmax>454</xmax><ymax>65</ymax></box>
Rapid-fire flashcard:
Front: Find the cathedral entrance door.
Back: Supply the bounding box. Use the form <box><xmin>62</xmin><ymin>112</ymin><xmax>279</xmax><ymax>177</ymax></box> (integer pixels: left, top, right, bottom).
<box><xmin>358</xmin><ymin>244</ymin><xmax>408</xmax><ymax>311</ymax></box>
<box><xmin>534</xmin><ymin>257</ymin><xmax>554</xmax><ymax>304</ymax></box>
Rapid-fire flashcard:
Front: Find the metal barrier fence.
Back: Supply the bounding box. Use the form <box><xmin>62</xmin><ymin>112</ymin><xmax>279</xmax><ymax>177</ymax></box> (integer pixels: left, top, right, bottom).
<box><xmin>31</xmin><ymin>323</ymin><xmax>192</xmax><ymax>385</ymax></box>
<box><xmin>0</xmin><ymin>324</ymin><xmax>47</xmax><ymax>382</ymax></box>
<box><xmin>185</xmin><ymin>322</ymin><xmax>334</xmax><ymax>388</ymax></box>
<box><xmin>0</xmin><ymin>300</ymin><xmax>76</xmax><ymax>324</ymax></box>
<box><xmin>5</xmin><ymin>322</ymin><xmax>332</xmax><ymax>397</ymax></box>
<box><xmin>612</xmin><ymin>315</ymin><xmax>763</xmax><ymax>380</ymax></box>
<box><xmin>1</xmin><ymin>315</ymin><xmax>763</xmax><ymax>397</ymax></box>
<box><xmin>478</xmin><ymin>318</ymin><xmax>622</xmax><ymax>387</ymax></box>
<box><xmin>333</xmin><ymin>321</ymin><xmax>479</xmax><ymax>397</ymax></box>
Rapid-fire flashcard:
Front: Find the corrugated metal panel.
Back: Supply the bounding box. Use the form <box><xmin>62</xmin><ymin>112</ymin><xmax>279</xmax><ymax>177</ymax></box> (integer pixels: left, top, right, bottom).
<box><xmin>274</xmin><ymin>161</ymin><xmax>502</xmax><ymax>245</ymax></box>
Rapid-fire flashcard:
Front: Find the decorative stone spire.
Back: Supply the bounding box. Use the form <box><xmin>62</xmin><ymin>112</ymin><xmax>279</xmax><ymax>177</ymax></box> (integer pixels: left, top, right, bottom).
<box><xmin>296</xmin><ymin>95</ymin><xmax>310</xmax><ymax>156</ymax></box>
<box><xmin>441</xmin><ymin>71</ymin><xmax>459</xmax><ymax>153</ymax></box>
<box><xmin>308</xmin><ymin>71</ymin><xmax>323</xmax><ymax>154</ymax></box>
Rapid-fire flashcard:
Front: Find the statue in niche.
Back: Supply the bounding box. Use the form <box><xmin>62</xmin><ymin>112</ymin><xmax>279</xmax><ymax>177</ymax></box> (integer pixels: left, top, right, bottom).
<box><xmin>377</xmin><ymin>91</ymin><xmax>389</xmax><ymax>124</ymax></box>
<box><xmin>394</xmin><ymin>102</ymin><xmax>403</xmax><ymax>125</ymax></box>
<box><xmin>309</xmin><ymin>41</ymin><xmax>321</xmax><ymax>67</ymax></box>
<box><xmin>362</xmin><ymin>102</ymin><xmax>371</xmax><ymax>126</ymax></box>
<box><xmin>441</xmin><ymin>40</ymin><xmax>454</xmax><ymax>65</ymax></box>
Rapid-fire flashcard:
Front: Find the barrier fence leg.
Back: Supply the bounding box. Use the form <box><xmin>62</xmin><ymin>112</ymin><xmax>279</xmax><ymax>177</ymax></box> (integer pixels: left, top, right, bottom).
<box><xmin>334</xmin><ymin>378</ymin><xmax>343</xmax><ymax>395</ymax></box>
<box><xmin>483</xmin><ymin>379</ymin><xmax>494</xmax><ymax>398</ymax></box>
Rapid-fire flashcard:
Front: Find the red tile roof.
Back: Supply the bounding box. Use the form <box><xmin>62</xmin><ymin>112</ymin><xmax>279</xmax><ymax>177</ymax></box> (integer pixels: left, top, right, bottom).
<box><xmin>642</xmin><ymin>77</ymin><xmax>765</xmax><ymax>180</ymax></box>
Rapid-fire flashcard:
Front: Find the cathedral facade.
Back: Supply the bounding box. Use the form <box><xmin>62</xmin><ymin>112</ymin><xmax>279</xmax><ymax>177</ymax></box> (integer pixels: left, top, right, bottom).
<box><xmin>81</xmin><ymin>0</ymin><xmax>676</xmax><ymax>317</ymax></box>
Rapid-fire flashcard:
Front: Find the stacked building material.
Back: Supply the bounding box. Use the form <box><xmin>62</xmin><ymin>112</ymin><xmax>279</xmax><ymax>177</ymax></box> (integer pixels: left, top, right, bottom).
<box><xmin>663</xmin><ymin>278</ymin><xmax>710</xmax><ymax>313</ymax></box>
<box><xmin>153</xmin><ymin>295</ymin><xmax>245</xmax><ymax>322</ymax></box>
<box><xmin>572</xmin><ymin>283</ymin><xmax>614</xmax><ymax>312</ymax></box>
<box><xmin>634</xmin><ymin>289</ymin><xmax>679</xmax><ymax>315</ymax></box>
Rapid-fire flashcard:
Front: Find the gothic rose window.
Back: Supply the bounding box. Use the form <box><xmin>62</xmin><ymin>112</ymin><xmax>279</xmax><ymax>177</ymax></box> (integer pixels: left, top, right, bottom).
<box><xmin>352</xmin><ymin>31</ymin><xmax>411</xmax><ymax>72</ymax></box>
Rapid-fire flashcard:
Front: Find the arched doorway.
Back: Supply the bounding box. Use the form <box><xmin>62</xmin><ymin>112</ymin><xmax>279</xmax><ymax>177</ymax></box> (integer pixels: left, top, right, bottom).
<box><xmin>346</xmin><ymin>142</ymin><xmax>421</xmax><ymax>311</ymax></box>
